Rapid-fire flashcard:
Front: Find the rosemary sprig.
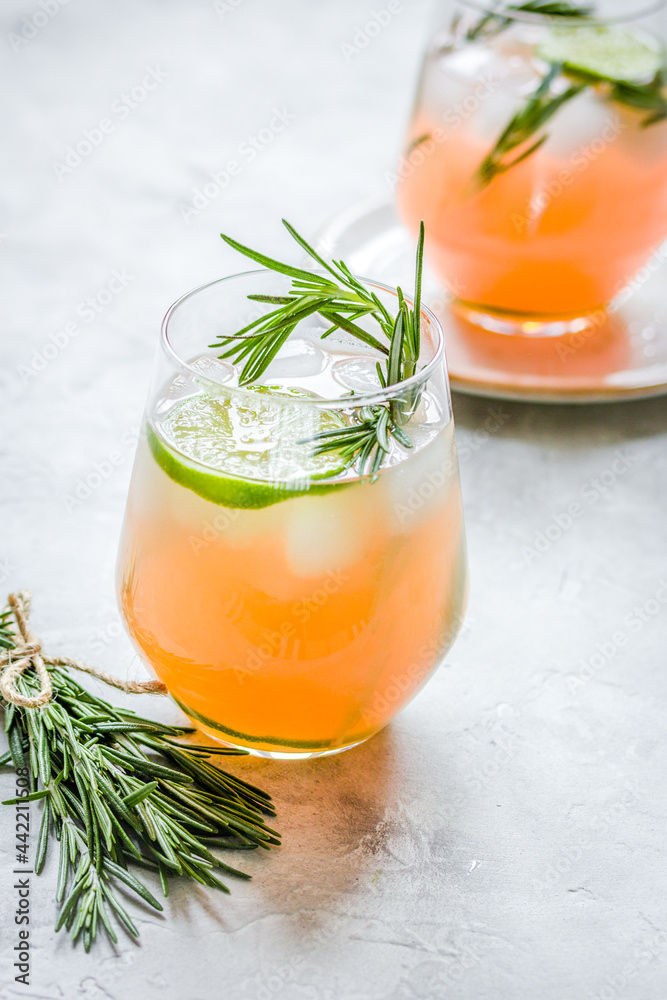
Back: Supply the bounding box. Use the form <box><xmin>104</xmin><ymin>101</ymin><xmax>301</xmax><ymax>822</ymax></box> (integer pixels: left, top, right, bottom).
<box><xmin>476</xmin><ymin>64</ymin><xmax>667</xmax><ymax>186</ymax></box>
<box><xmin>610</xmin><ymin>75</ymin><xmax>667</xmax><ymax>125</ymax></box>
<box><xmin>465</xmin><ymin>1</ymin><xmax>593</xmax><ymax>43</ymax></box>
<box><xmin>406</xmin><ymin>132</ymin><xmax>433</xmax><ymax>155</ymax></box>
<box><xmin>309</xmin><ymin>404</ymin><xmax>413</xmax><ymax>479</ymax></box>
<box><xmin>471</xmin><ymin>2</ymin><xmax>667</xmax><ymax>187</ymax></box>
<box><xmin>566</xmin><ymin>68</ymin><xmax>667</xmax><ymax>126</ymax></box>
<box><xmin>213</xmin><ymin>219</ymin><xmax>426</xmax><ymax>478</ymax></box>
<box><xmin>0</xmin><ymin>611</ymin><xmax>279</xmax><ymax>950</ymax></box>
<box><xmin>476</xmin><ymin>65</ymin><xmax>585</xmax><ymax>186</ymax></box>
<box><xmin>213</xmin><ymin>223</ymin><xmax>398</xmax><ymax>382</ymax></box>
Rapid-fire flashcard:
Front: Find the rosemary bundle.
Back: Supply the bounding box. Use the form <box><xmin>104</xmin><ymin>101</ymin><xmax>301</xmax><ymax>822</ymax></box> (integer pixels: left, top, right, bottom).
<box><xmin>0</xmin><ymin>597</ymin><xmax>279</xmax><ymax>950</ymax></box>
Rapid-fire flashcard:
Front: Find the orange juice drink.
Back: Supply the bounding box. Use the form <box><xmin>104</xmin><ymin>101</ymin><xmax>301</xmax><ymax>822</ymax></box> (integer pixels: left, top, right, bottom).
<box><xmin>117</xmin><ymin>272</ymin><xmax>467</xmax><ymax>758</ymax></box>
<box><xmin>397</xmin><ymin>3</ymin><xmax>667</xmax><ymax>329</ymax></box>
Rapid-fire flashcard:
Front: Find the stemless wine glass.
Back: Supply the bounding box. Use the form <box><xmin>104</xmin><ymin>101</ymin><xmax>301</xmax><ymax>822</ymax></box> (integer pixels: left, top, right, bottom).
<box><xmin>397</xmin><ymin>0</ymin><xmax>667</xmax><ymax>335</ymax></box>
<box><xmin>117</xmin><ymin>271</ymin><xmax>468</xmax><ymax>759</ymax></box>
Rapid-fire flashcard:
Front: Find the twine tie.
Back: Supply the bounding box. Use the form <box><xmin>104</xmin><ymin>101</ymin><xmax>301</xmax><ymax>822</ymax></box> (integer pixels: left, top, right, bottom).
<box><xmin>0</xmin><ymin>591</ymin><xmax>167</xmax><ymax>709</ymax></box>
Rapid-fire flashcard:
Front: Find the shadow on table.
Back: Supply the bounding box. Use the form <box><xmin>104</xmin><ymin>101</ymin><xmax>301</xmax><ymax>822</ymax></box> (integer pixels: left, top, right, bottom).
<box><xmin>161</xmin><ymin>725</ymin><xmax>430</xmax><ymax>936</ymax></box>
<box><xmin>230</xmin><ymin>724</ymin><xmax>436</xmax><ymax>910</ymax></box>
<box><xmin>452</xmin><ymin>390</ymin><xmax>667</xmax><ymax>451</ymax></box>
<box><xmin>250</xmin><ymin>725</ymin><xmax>401</xmax><ymax>852</ymax></box>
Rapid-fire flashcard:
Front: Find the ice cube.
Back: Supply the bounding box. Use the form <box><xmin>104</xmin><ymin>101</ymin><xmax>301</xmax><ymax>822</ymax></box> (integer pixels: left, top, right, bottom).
<box><xmin>439</xmin><ymin>42</ymin><xmax>498</xmax><ymax>82</ymax></box>
<box><xmin>542</xmin><ymin>88</ymin><xmax>620</xmax><ymax>161</ymax></box>
<box><xmin>384</xmin><ymin>423</ymin><xmax>457</xmax><ymax>533</ymax></box>
<box><xmin>407</xmin><ymin>388</ymin><xmax>445</xmax><ymax>427</ymax></box>
<box><xmin>154</xmin><ymin>373</ymin><xmax>198</xmax><ymax>414</ymax></box>
<box><xmin>190</xmin><ymin>356</ymin><xmax>235</xmax><ymax>386</ymax></box>
<box><xmin>260</xmin><ymin>338</ymin><xmax>327</xmax><ymax>381</ymax></box>
<box><xmin>332</xmin><ymin>357</ymin><xmax>382</xmax><ymax>393</ymax></box>
<box><xmin>285</xmin><ymin>489</ymin><xmax>374</xmax><ymax>578</ymax></box>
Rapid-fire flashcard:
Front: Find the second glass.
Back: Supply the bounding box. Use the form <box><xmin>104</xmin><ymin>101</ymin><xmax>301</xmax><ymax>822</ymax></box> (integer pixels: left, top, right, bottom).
<box><xmin>397</xmin><ymin>0</ymin><xmax>667</xmax><ymax>335</ymax></box>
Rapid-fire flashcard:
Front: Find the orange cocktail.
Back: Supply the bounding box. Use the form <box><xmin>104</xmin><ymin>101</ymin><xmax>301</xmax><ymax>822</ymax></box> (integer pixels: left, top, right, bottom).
<box><xmin>397</xmin><ymin>1</ymin><xmax>667</xmax><ymax>331</ymax></box>
<box><xmin>117</xmin><ymin>271</ymin><xmax>467</xmax><ymax>758</ymax></box>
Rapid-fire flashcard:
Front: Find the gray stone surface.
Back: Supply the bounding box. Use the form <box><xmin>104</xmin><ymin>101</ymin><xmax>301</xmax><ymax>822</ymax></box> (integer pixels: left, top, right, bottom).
<box><xmin>2</xmin><ymin>1</ymin><xmax>667</xmax><ymax>998</ymax></box>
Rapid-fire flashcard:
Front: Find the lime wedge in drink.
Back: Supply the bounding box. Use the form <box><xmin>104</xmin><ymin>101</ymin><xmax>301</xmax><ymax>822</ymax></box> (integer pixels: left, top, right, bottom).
<box><xmin>539</xmin><ymin>26</ymin><xmax>664</xmax><ymax>83</ymax></box>
<box><xmin>149</xmin><ymin>387</ymin><xmax>349</xmax><ymax>509</ymax></box>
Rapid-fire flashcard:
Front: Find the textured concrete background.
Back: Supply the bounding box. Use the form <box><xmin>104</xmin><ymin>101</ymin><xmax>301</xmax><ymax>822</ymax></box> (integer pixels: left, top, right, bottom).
<box><xmin>2</xmin><ymin>1</ymin><xmax>667</xmax><ymax>998</ymax></box>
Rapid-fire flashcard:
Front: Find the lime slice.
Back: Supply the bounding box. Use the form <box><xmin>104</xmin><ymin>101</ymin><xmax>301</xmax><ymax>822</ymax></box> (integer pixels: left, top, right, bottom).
<box><xmin>149</xmin><ymin>387</ymin><xmax>349</xmax><ymax>509</ymax></box>
<box><xmin>539</xmin><ymin>26</ymin><xmax>663</xmax><ymax>83</ymax></box>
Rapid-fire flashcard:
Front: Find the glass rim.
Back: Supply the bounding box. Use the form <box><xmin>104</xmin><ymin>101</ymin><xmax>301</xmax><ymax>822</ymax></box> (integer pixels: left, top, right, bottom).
<box><xmin>160</xmin><ymin>268</ymin><xmax>447</xmax><ymax>408</ymax></box>
<box><xmin>458</xmin><ymin>0</ymin><xmax>667</xmax><ymax>25</ymax></box>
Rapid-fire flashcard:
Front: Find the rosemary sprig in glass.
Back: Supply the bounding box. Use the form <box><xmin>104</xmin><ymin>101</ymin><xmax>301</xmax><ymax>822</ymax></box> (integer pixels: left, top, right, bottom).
<box><xmin>476</xmin><ymin>64</ymin><xmax>585</xmax><ymax>186</ymax></box>
<box><xmin>0</xmin><ymin>609</ymin><xmax>279</xmax><ymax>950</ymax></box>
<box><xmin>571</xmin><ymin>66</ymin><xmax>667</xmax><ymax>126</ymax></box>
<box><xmin>211</xmin><ymin>219</ymin><xmax>426</xmax><ymax>478</ymax></box>
<box><xmin>410</xmin><ymin>2</ymin><xmax>592</xmax><ymax>161</ymax></box>
<box><xmin>465</xmin><ymin>1</ymin><xmax>593</xmax><ymax>43</ymax></box>
<box><xmin>471</xmin><ymin>2</ymin><xmax>667</xmax><ymax>187</ymax></box>
<box><xmin>477</xmin><ymin>65</ymin><xmax>667</xmax><ymax>187</ymax></box>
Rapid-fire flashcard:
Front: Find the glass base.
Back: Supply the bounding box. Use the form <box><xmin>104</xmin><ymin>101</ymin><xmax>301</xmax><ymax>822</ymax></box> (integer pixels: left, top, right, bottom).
<box><xmin>173</xmin><ymin>696</ymin><xmax>377</xmax><ymax>759</ymax></box>
<box><xmin>450</xmin><ymin>299</ymin><xmax>606</xmax><ymax>338</ymax></box>
<box><xmin>201</xmin><ymin>727</ymin><xmax>371</xmax><ymax>760</ymax></box>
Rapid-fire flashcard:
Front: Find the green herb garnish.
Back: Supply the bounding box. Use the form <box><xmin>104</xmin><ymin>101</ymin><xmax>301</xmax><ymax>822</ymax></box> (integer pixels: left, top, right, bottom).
<box><xmin>471</xmin><ymin>7</ymin><xmax>667</xmax><ymax>187</ymax></box>
<box><xmin>465</xmin><ymin>1</ymin><xmax>593</xmax><ymax>43</ymax></box>
<box><xmin>0</xmin><ymin>603</ymin><xmax>279</xmax><ymax>951</ymax></box>
<box><xmin>406</xmin><ymin>132</ymin><xmax>433</xmax><ymax>154</ymax></box>
<box><xmin>476</xmin><ymin>65</ymin><xmax>585</xmax><ymax>186</ymax></box>
<box><xmin>212</xmin><ymin>219</ymin><xmax>426</xmax><ymax>478</ymax></box>
<box><xmin>610</xmin><ymin>75</ymin><xmax>667</xmax><ymax>125</ymax></box>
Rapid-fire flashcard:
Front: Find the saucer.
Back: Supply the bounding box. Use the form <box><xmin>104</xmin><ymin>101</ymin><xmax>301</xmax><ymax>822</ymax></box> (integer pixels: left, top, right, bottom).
<box><xmin>315</xmin><ymin>197</ymin><xmax>667</xmax><ymax>404</ymax></box>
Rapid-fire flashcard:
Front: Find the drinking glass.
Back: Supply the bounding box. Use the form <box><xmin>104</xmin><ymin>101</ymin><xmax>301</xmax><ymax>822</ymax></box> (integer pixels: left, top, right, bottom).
<box><xmin>117</xmin><ymin>271</ymin><xmax>468</xmax><ymax>758</ymax></box>
<box><xmin>397</xmin><ymin>0</ymin><xmax>667</xmax><ymax>335</ymax></box>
